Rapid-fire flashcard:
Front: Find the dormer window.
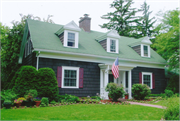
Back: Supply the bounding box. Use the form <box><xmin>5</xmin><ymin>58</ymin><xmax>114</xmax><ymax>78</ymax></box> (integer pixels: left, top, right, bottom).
<box><xmin>143</xmin><ymin>45</ymin><xmax>148</xmax><ymax>56</ymax></box>
<box><xmin>141</xmin><ymin>44</ymin><xmax>150</xmax><ymax>57</ymax></box>
<box><xmin>110</xmin><ymin>39</ymin><xmax>116</xmax><ymax>52</ymax></box>
<box><xmin>68</xmin><ymin>32</ymin><xmax>75</xmax><ymax>47</ymax></box>
<box><xmin>64</xmin><ymin>30</ymin><xmax>79</xmax><ymax>48</ymax></box>
<box><xmin>55</xmin><ymin>21</ymin><xmax>81</xmax><ymax>48</ymax></box>
<box><xmin>107</xmin><ymin>37</ymin><xmax>119</xmax><ymax>53</ymax></box>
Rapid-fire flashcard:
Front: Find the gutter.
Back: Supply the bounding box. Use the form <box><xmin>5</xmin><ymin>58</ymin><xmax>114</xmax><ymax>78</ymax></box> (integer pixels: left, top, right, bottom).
<box><xmin>33</xmin><ymin>48</ymin><xmax>167</xmax><ymax>66</ymax></box>
<box><xmin>36</xmin><ymin>51</ymin><xmax>40</xmax><ymax>70</ymax></box>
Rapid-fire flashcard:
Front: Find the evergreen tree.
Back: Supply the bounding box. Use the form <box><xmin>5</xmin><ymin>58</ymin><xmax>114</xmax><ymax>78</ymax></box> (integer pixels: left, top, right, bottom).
<box><xmin>100</xmin><ymin>0</ymin><xmax>141</xmax><ymax>38</ymax></box>
<box><xmin>137</xmin><ymin>1</ymin><xmax>156</xmax><ymax>37</ymax></box>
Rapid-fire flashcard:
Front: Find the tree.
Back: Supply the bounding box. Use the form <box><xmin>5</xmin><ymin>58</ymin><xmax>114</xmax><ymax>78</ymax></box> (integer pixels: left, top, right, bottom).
<box><xmin>100</xmin><ymin>0</ymin><xmax>141</xmax><ymax>38</ymax></box>
<box><xmin>1</xmin><ymin>14</ymin><xmax>54</xmax><ymax>90</ymax></box>
<box><xmin>152</xmin><ymin>9</ymin><xmax>179</xmax><ymax>70</ymax></box>
<box><xmin>137</xmin><ymin>1</ymin><xmax>156</xmax><ymax>37</ymax></box>
<box><xmin>0</xmin><ymin>23</ymin><xmax>10</xmax><ymax>50</ymax></box>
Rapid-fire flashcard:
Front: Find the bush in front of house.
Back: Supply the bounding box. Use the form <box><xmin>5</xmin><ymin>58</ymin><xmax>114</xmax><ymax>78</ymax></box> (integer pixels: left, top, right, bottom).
<box><xmin>12</xmin><ymin>66</ymin><xmax>38</xmax><ymax>97</ymax></box>
<box><xmin>36</xmin><ymin>68</ymin><xmax>58</xmax><ymax>100</ymax></box>
<box><xmin>164</xmin><ymin>89</ymin><xmax>174</xmax><ymax>98</ymax></box>
<box><xmin>56</xmin><ymin>94</ymin><xmax>80</xmax><ymax>103</ymax></box>
<box><xmin>132</xmin><ymin>84</ymin><xmax>151</xmax><ymax>100</ymax></box>
<box><xmin>105</xmin><ymin>83</ymin><xmax>125</xmax><ymax>102</ymax></box>
<box><xmin>164</xmin><ymin>95</ymin><xmax>179</xmax><ymax>120</ymax></box>
<box><xmin>40</xmin><ymin>97</ymin><xmax>49</xmax><ymax>107</ymax></box>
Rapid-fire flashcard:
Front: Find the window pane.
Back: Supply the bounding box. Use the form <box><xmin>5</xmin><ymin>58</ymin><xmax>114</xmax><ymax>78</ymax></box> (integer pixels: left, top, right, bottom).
<box><xmin>64</xmin><ymin>70</ymin><xmax>77</xmax><ymax>87</ymax></box>
<box><xmin>110</xmin><ymin>39</ymin><xmax>116</xmax><ymax>52</ymax></box>
<box><xmin>144</xmin><ymin>45</ymin><xmax>148</xmax><ymax>56</ymax></box>
<box><xmin>143</xmin><ymin>75</ymin><xmax>151</xmax><ymax>87</ymax></box>
<box><xmin>68</xmin><ymin>32</ymin><xmax>75</xmax><ymax>47</ymax></box>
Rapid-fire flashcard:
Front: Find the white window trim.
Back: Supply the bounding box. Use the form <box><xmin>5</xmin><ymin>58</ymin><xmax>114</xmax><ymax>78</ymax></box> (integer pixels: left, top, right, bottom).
<box><xmin>61</xmin><ymin>66</ymin><xmax>79</xmax><ymax>88</ymax></box>
<box><xmin>107</xmin><ymin>37</ymin><xmax>119</xmax><ymax>53</ymax></box>
<box><xmin>142</xmin><ymin>72</ymin><xmax>152</xmax><ymax>89</ymax></box>
<box><xmin>141</xmin><ymin>44</ymin><xmax>150</xmax><ymax>58</ymax></box>
<box><xmin>64</xmin><ymin>30</ymin><xmax>79</xmax><ymax>48</ymax></box>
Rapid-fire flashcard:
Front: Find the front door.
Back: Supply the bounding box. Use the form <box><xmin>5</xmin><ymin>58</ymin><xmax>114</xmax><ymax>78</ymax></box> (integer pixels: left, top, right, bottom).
<box><xmin>109</xmin><ymin>74</ymin><xmax>114</xmax><ymax>83</ymax></box>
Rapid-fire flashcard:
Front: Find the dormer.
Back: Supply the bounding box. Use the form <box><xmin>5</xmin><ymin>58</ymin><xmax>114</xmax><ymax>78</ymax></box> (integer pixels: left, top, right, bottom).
<box><xmin>55</xmin><ymin>21</ymin><xmax>81</xmax><ymax>48</ymax></box>
<box><xmin>96</xmin><ymin>30</ymin><xmax>120</xmax><ymax>54</ymax></box>
<box><xmin>130</xmin><ymin>36</ymin><xmax>152</xmax><ymax>58</ymax></box>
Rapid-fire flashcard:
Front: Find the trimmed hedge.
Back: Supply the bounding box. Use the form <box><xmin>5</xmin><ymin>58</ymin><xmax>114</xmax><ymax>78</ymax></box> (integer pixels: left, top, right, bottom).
<box><xmin>12</xmin><ymin>66</ymin><xmax>37</xmax><ymax>96</ymax></box>
<box><xmin>36</xmin><ymin>68</ymin><xmax>58</xmax><ymax>99</ymax></box>
<box><xmin>12</xmin><ymin>66</ymin><xmax>58</xmax><ymax>99</ymax></box>
<box><xmin>132</xmin><ymin>84</ymin><xmax>151</xmax><ymax>100</ymax></box>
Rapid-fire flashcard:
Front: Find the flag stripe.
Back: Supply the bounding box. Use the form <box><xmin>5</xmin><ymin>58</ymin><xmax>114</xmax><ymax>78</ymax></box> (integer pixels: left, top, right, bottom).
<box><xmin>112</xmin><ymin>57</ymin><xmax>119</xmax><ymax>79</ymax></box>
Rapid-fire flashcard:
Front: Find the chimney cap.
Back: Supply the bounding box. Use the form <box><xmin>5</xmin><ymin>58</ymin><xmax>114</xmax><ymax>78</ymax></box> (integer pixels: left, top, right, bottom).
<box><xmin>84</xmin><ymin>14</ymin><xmax>89</xmax><ymax>17</ymax></box>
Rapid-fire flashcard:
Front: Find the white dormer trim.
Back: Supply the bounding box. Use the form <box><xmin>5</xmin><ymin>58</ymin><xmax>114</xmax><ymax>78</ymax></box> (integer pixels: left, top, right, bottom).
<box><xmin>141</xmin><ymin>36</ymin><xmax>152</xmax><ymax>45</ymax></box>
<box><xmin>64</xmin><ymin>21</ymin><xmax>81</xmax><ymax>32</ymax></box>
<box><xmin>141</xmin><ymin>44</ymin><xmax>150</xmax><ymax>58</ymax></box>
<box><xmin>107</xmin><ymin>30</ymin><xmax>121</xmax><ymax>39</ymax></box>
<box><xmin>64</xmin><ymin>30</ymin><xmax>79</xmax><ymax>48</ymax></box>
<box><xmin>107</xmin><ymin>37</ymin><xmax>119</xmax><ymax>54</ymax></box>
<box><xmin>63</xmin><ymin>21</ymin><xmax>81</xmax><ymax>48</ymax></box>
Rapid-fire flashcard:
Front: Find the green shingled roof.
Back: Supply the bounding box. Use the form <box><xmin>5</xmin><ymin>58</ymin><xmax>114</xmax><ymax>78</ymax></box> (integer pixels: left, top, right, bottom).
<box><xmin>20</xmin><ymin>19</ymin><xmax>166</xmax><ymax>64</ymax></box>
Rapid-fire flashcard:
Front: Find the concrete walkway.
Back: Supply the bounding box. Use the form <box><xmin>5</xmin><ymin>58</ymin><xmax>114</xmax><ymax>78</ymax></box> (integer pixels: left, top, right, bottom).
<box><xmin>128</xmin><ymin>101</ymin><xmax>166</xmax><ymax>109</ymax></box>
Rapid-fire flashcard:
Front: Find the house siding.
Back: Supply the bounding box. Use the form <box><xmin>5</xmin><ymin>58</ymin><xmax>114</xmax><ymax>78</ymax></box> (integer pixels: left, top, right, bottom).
<box><xmin>22</xmin><ymin>39</ymin><xmax>37</xmax><ymax>67</ymax></box>
<box><xmin>99</xmin><ymin>39</ymin><xmax>107</xmax><ymax>51</ymax></box>
<box><xmin>22</xmin><ymin>52</ymin><xmax>37</xmax><ymax>67</ymax></box>
<box><xmin>132</xmin><ymin>45</ymin><xmax>141</xmax><ymax>55</ymax></box>
<box><xmin>132</xmin><ymin>67</ymin><xmax>166</xmax><ymax>94</ymax></box>
<box><xmin>38</xmin><ymin>57</ymin><xmax>100</xmax><ymax>97</ymax></box>
<box><xmin>59</xmin><ymin>32</ymin><xmax>64</xmax><ymax>45</ymax></box>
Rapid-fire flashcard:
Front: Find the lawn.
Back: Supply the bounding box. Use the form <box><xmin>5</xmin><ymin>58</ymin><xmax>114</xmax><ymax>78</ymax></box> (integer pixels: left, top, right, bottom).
<box><xmin>1</xmin><ymin>104</ymin><xmax>164</xmax><ymax>120</ymax></box>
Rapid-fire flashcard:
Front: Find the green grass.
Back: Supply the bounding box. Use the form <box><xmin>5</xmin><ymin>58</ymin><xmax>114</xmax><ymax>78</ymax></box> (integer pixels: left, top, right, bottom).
<box><xmin>1</xmin><ymin>104</ymin><xmax>164</xmax><ymax>120</ymax></box>
<box><xmin>149</xmin><ymin>99</ymin><xmax>168</xmax><ymax>106</ymax></box>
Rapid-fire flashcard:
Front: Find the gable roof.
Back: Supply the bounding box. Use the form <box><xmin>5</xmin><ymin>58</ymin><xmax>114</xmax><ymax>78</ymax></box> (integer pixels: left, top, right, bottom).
<box><xmin>19</xmin><ymin>19</ymin><xmax>166</xmax><ymax>64</ymax></box>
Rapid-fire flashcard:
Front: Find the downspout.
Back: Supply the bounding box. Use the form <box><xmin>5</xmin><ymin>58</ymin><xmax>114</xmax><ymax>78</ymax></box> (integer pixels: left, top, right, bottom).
<box><xmin>36</xmin><ymin>51</ymin><xmax>40</xmax><ymax>70</ymax></box>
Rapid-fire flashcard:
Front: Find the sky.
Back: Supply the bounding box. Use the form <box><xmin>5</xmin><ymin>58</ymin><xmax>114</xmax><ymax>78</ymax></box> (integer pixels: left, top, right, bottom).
<box><xmin>0</xmin><ymin>0</ymin><xmax>179</xmax><ymax>32</ymax></box>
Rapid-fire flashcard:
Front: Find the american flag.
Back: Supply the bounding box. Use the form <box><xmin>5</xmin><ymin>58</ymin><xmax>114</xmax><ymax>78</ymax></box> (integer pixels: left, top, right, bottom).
<box><xmin>112</xmin><ymin>57</ymin><xmax>119</xmax><ymax>79</ymax></box>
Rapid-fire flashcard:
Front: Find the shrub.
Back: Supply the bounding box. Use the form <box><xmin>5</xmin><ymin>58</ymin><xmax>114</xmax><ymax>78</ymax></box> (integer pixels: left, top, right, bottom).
<box><xmin>50</xmin><ymin>100</ymin><xmax>57</xmax><ymax>105</ymax></box>
<box><xmin>40</xmin><ymin>97</ymin><xmax>49</xmax><ymax>107</ymax></box>
<box><xmin>1</xmin><ymin>89</ymin><xmax>17</xmax><ymax>103</ymax></box>
<box><xmin>36</xmin><ymin>68</ymin><xmax>58</xmax><ymax>100</ymax></box>
<box><xmin>164</xmin><ymin>95</ymin><xmax>179</xmax><ymax>120</ymax></box>
<box><xmin>24</xmin><ymin>89</ymin><xmax>38</xmax><ymax>101</ymax></box>
<box><xmin>132</xmin><ymin>84</ymin><xmax>151</xmax><ymax>100</ymax></box>
<box><xmin>12</xmin><ymin>66</ymin><xmax>37</xmax><ymax>97</ymax></box>
<box><xmin>166</xmin><ymin>72</ymin><xmax>179</xmax><ymax>93</ymax></box>
<box><xmin>164</xmin><ymin>89</ymin><xmax>174</xmax><ymax>98</ymax></box>
<box><xmin>58</xmin><ymin>94</ymin><xmax>80</xmax><ymax>103</ymax></box>
<box><xmin>105</xmin><ymin>83</ymin><xmax>125</xmax><ymax>101</ymax></box>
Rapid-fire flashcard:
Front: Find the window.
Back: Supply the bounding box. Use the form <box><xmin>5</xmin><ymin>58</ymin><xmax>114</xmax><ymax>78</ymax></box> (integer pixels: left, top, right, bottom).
<box><xmin>142</xmin><ymin>72</ymin><xmax>152</xmax><ymax>89</ymax></box>
<box><xmin>110</xmin><ymin>39</ymin><xmax>116</xmax><ymax>52</ymax></box>
<box><xmin>67</xmin><ymin>32</ymin><xmax>75</xmax><ymax>47</ymax></box>
<box><xmin>143</xmin><ymin>45</ymin><xmax>148</xmax><ymax>56</ymax></box>
<box><xmin>64</xmin><ymin>30</ymin><xmax>79</xmax><ymax>48</ymax></box>
<box><xmin>107</xmin><ymin>37</ymin><xmax>118</xmax><ymax>53</ymax></box>
<box><xmin>141</xmin><ymin>44</ymin><xmax>150</xmax><ymax>57</ymax></box>
<box><xmin>62</xmin><ymin>66</ymin><xmax>79</xmax><ymax>88</ymax></box>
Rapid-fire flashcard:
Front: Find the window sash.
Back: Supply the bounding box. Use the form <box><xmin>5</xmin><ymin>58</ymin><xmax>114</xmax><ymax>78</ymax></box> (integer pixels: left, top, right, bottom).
<box><xmin>67</xmin><ymin>32</ymin><xmax>75</xmax><ymax>47</ymax></box>
<box><xmin>64</xmin><ymin>70</ymin><xmax>77</xmax><ymax>87</ymax></box>
<box><xmin>143</xmin><ymin>75</ymin><xmax>151</xmax><ymax>87</ymax></box>
<box><xmin>142</xmin><ymin>72</ymin><xmax>152</xmax><ymax>89</ymax></box>
<box><xmin>143</xmin><ymin>45</ymin><xmax>148</xmax><ymax>56</ymax></box>
<box><xmin>110</xmin><ymin>39</ymin><xmax>116</xmax><ymax>52</ymax></box>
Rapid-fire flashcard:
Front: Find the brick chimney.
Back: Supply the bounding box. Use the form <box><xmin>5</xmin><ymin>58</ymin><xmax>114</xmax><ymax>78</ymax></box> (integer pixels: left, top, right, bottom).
<box><xmin>79</xmin><ymin>14</ymin><xmax>91</xmax><ymax>32</ymax></box>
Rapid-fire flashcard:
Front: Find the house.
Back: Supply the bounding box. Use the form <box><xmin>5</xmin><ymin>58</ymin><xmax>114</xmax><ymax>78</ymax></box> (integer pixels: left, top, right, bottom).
<box><xmin>18</xmin><ymin>14</ymin><xmax>167</xmax><ymax>99</ymax></box>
